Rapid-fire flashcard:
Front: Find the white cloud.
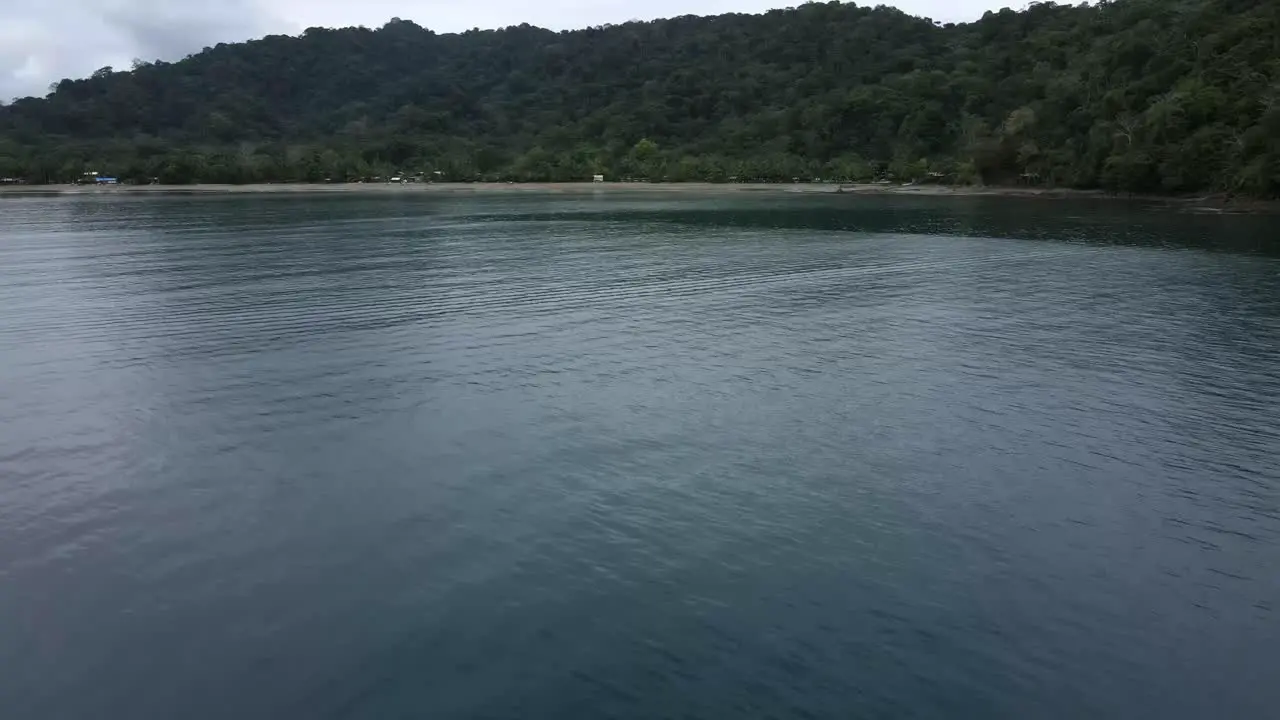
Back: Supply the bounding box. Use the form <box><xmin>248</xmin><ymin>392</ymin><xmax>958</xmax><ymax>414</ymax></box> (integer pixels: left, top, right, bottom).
<box><xmin>1</xmin><ymin>0</ymin><xmax>1016</xmax><ymax>102</ymax></box>
<box><xmin>1</xmin><ymin>0</ymin><xmax>281</xmax><ymax>101</ymax></box>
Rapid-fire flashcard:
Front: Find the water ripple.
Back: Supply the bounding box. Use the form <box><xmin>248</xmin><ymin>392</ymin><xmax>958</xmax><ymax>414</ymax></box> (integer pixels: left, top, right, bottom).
<box><xmin>1</xmin><ymin>193</ymin><xmax>1278</xmax><ymax>719</ymax></box>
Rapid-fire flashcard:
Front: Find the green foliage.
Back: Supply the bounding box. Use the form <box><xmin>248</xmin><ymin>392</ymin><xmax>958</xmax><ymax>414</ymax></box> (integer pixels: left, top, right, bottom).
<box><xmin>0</xmin><ymin>0</ymin><xmax>1276</xmax><ymax>195</ymax></box>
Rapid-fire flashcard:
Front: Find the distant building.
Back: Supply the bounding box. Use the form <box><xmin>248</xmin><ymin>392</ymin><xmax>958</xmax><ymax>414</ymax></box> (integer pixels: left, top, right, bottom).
<box><xmin>79</xmin><ymin>171</ymin><xmax>118</xmax><ymax>185</ymax></box>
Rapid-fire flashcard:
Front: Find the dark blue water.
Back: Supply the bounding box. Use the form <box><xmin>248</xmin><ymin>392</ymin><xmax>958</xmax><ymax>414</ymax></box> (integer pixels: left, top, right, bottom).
<box><xmin>1</xmin><ymin>192</ymin><xmax>1278</xmax><ymax>719</ymax></box>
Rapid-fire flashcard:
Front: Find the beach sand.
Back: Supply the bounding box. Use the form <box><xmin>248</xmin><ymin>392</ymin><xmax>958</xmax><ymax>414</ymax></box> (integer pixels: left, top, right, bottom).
<box><xmin>0</xmin><ymin>181</ymin><xmax>1269</xmax><ymax>212</ymax></box>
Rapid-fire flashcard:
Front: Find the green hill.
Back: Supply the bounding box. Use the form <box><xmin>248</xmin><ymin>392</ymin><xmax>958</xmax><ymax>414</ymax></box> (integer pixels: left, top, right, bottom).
<box><xmin>1</xmin><ymin>0</ymin><xmax>1276</xmax><ymax>195</ymax></box>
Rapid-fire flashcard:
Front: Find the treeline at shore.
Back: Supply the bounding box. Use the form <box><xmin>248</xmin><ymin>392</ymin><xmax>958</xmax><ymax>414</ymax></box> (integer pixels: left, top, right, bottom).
<box><xmin>1</xmin><ymin>0</ymin><xmax>1276</xmax><ymax>195</ymax></box>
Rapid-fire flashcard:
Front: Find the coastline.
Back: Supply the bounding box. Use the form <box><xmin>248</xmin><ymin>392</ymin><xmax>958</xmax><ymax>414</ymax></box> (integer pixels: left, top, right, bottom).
<box><xmin>1</xmin><ymin>181</ymin><xmax>1273</xmax><ymax>212</ymax></box>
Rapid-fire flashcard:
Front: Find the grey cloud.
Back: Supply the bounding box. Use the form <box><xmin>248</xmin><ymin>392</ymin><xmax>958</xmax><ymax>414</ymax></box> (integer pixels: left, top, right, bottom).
<box><xmin>1</xmin><ymin>0</ymin><xmax>288</xmax><ymax>101</ymax></box>
<box><xmin>97</xmin><ymin>0</ymin><xmax>285</xmax><ymax>63</ymax></box>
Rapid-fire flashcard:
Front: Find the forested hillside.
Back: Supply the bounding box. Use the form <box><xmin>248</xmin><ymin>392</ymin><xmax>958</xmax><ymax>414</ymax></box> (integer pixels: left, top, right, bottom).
<box><xmin>1</xmin><ymin>0</ymin><xmax>1277</xmax><ymax>194</ymax></box>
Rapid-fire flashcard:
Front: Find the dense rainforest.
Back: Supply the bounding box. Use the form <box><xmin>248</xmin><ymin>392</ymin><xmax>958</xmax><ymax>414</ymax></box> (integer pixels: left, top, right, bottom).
<box><xmin>0</xmin><ymin>0</ymin><xmax>1277</xmax><ymax>195</ymax></box>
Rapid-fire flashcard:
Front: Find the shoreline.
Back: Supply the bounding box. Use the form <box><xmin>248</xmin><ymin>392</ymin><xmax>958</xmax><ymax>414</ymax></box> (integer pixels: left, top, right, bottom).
<box><xmin>1</xmin><ymin>181</ymin><xmax>1273</xmax><ymax>212</ymax></box>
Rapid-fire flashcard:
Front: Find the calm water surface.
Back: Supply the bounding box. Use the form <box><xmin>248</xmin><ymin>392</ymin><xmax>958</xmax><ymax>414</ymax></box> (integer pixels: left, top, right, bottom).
<box><xmin>1</xmin><ymin>192</ymin><xmax>1278</xmax><ymax>719</ymax></box>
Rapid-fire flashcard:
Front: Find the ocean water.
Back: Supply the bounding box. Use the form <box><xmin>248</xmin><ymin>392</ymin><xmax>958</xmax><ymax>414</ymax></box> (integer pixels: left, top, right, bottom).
<box><xmin>1</xmin><ymin>191</ymin><xmax>1278</xmax><ymax>719</ymax></box>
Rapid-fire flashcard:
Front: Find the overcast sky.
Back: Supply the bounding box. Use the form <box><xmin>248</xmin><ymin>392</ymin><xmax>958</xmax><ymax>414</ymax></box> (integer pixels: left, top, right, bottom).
<box><xmin>1</xmin><ymin>0</ymin><xmax>1022</xmax><ymax>102</ymax></box>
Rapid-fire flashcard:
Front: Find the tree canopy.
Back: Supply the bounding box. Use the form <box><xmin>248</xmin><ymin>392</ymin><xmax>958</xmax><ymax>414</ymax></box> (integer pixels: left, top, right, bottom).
<box><xmin>1</xmin><ymin>0</ymin><xmax>1276</xmax><ymax>195</ymax></box>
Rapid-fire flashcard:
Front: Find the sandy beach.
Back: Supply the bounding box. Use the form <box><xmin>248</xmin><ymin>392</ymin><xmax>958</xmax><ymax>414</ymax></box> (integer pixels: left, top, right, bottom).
<box><xmin>0</xmin><ymin>181</ymin><xmax>1270</xmax><ymax>212</ymax></box>
<box><xmin>0</xmin><ymin>181</ymin><xmax>1104</xmax><ymax>196</ymax></box>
